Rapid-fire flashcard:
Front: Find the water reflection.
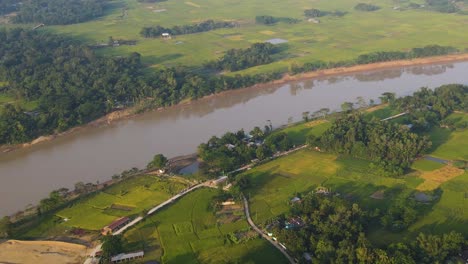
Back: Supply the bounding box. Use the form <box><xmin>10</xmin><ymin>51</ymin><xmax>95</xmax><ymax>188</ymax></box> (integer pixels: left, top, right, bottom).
<box><xmin>0</xmin><ymin>61</ymin><xmax>467</xmax><ymax>216</ymax></box>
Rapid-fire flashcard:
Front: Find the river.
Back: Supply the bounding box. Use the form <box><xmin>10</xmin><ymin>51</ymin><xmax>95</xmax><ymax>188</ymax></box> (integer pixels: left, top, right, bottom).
<box><xmin>0</xmin><ymin>62</ymin><xmax>467</xmax><ymax>216</ymax></box>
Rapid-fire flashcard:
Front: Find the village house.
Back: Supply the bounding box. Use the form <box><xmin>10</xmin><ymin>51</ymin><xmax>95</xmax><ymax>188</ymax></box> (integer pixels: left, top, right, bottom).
<box><xmin>285</xmin><ymin>216</ymin><xmax>304</xmax><ymax>229</ymax></box>
<box><xmin>101</xmin><ymin>217</ymin><xmax>130</xmax><ymax>235</ymax></box>
<box><xmin>111</xmin><ymin>251</ymin><xmax>144</xmax><ymax>263</ymax></box>
<box><xmin>221</xmin><ymin>199</ymin><xmax>236</xmax><ymax>206</ymax></box>
<box><xmin>225</xmin><ymin>144</ymin><xmax>236</xmax><ymax>150</ymax></box>
<box><xmin>290</xmin><ymin>197</ymin><xmax>301</xmax><ymax>204</ymax></box>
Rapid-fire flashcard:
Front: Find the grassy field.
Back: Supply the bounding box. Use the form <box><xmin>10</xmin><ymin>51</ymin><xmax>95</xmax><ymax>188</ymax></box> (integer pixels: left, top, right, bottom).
<box><xmin>124</xmin><ymin>188</ymin><xmax>288</xmax><ymax>263</ymax></box>
<box><xmin>19</xmin><ymin>175</ymin><xmax>191</xmax><ymax>237</ymax></box>
<box><xmin>275</xmin><ymin>119</ymin><xmax>332</xmax><ymax>145</ymax></box>
<box><xmin>428</xmin><ymin>114</ymin><xmax>468</xmax><ymax>161</ymax></box>
<box><xmin>411</xmin><ymin>159</ymin><xmax>445</xmax><ymax>171</ymax></box>
<box><xmin>242</xmin><ymin>149</ymin><xmax>420</xmax><ymax>224</ymax></box>
<box><xmin>239</xmin><ymin>111</ymin><xmax>468</xmax><ymax>246</ymax></box>
<box><xmin>37</xmin><ymin>0</ymin><xmax>468</xmax><ymax>74</ymax></box>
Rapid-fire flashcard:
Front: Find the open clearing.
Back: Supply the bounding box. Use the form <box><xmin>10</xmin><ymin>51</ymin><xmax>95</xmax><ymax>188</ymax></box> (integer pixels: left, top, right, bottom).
<box><xmin>275</xmin><ymin>119</ymin><xmax>331</xmax><ymax>145</ymax></box>
<box><xmin>42</xmin><ymin>0</ymin><xmax>468</xmax><ymax>74</ymax></box>
<box><xmin>124</xmin><ymin>188</ymin><xmax>287</xmax><ymax>263</ymax></box>
<box><xmin>0</xmin><ymin>240</ymin><xmax>88</xmax><ymax>264</ymax></box>
<box><xmin>416</xmin><ymin>165</ymin><xmax>465</xmax><ymax>191</ymax></box>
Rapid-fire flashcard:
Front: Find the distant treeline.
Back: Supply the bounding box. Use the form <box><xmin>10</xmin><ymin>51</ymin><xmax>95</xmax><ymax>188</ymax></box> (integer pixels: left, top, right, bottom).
<box><xmin>290</xmin><ymin>45</ymin><xmax>458</xmax><ymax>74</ymax></box>
<box><xmin>0</xmin><ymin>0</ymin><xmax>18</xmax><ymax>15</ymax></box>
<box><xmin>205</xmin><ymin>43</ymin><xmax>277</xmax><ymax>71</ymax></box>
<box><xmin>304</xmin><ymin>8</ymin><xmax>347</xmax><ymax>17</ymax></box>
<box><xmin>13</xmin><ymin>0</ymin><xmax>107</xmax><ymax>25</ymax></box>
<box><xmin>0</xmin><ymin>28</ymin><xmax>464</xmax><ymax>145</ymax></box>
<box><xmin>354</xmin><ymin>3</ymin><xmax>381</xmax><ymax>11</ymax></box>
<box><xmin>137</xmin><ymin>0</ymin><xmax>167</xmax><ymax>2</ymax></box>
<box><xmin>425</xmin><ymin>0</ymin><xmax>466</xmax><ymax>13</ymax></box>
<box><xmin>255</xmin><ymin>15</ymin><xmax>300</xmax><ymax>25</ymax></box>
<box><xmin>140</xmin><ymin>20</ymin><xmax>236</xmax><ymax>38</ymax></box>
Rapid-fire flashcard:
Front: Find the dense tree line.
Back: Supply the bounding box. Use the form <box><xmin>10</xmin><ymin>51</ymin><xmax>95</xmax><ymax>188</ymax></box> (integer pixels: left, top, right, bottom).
<box><xmin>13</xmin><ymin>0</ymin><xmax>107</xmax><ymax>25</ymax></box>
<box><xmin>319</xmin><ymin>113</ymin><xmax>431</xmax><ymax>175</ymax></box>
<box><xmin>206</xmin><ymin>43</ymin><xmax>277</xmax><ymax>71</ymax></box>
<box><xmin>0</xmin><ymin>28</ymin><xmax>286</xmax><ymax>145</ymax></box>
<box><xmin>137</xmin><ymin>0</ymin><xmax>167</xmax><ymax>2</ymax></box>
<box><xmin>255</xmin><ymin>16</ymin><xmax>300</xmax><ymax>25</ymax></box>
<box><xmin>271</xmin><ymin>193</ymin><xmax>466</xmax><ymax>263</ymax></box>
<box><xmin>140</xmin><ymin>20</ymin><xmax>236</xmax><ymax>38</ymax></box>
<box><xmin>425</xmin><ymin>0</ymin><xmax>462</xmax><ymax>13</ymax></box>
<box><xmin>197</xmin><ymin>126</ymin><xmax>293</xmax><ymax>174</ymax></box>
<box><xmin>354</xmin><ymin>3</ymin><xmax>381</xmax><ymax>11</ymax></box>
<box><xmin>390</xmin><ymin>84</ymin><xmax>467</xmax><ymax>132</ymax></box>
<box><xmin>304</xmin><ymin>9</ymin><xmax>347</xmax><ymax>18</ymax></box>
<box><xmin>290</xmin><ymin>45</ymin><xmax>458</xmax><ymax>74</ymax></box>
<box><xmin>0</xmin><ymin>0</ymin><xmax>19</xmax><ymax>15</ymax></box>
<box><xmin>0</xmin><ymin>29</ymin><xmax>145</xmax><ymax>143</ymax></box>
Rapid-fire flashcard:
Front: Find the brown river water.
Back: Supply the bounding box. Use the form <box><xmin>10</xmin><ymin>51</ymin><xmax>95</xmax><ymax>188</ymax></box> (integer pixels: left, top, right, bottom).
<box><xmin>0</xmin><ymin>62</ymin><xmax>467</xmax><ymax>216</ymax></box>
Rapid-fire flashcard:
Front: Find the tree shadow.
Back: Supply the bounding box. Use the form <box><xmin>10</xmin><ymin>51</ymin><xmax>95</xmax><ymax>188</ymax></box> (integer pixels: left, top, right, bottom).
<box><xmin>426</xmin><ymin>127</ymin><xmax>452</xmax><ymax>153</ymax></box>
<box><xmin>143</xmin><ymin>54</ymin><xmax>184</xmax><ymax>65</ymax></box>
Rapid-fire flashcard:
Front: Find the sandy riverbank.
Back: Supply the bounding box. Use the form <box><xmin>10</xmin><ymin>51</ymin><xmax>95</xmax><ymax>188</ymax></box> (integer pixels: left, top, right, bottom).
<box><xmin>1</xmin><ymin>53</ymin><xmax>467</xmax><ymax>155</ymax></box>
<box><xmin>0</xmin><ymin>240</ymin><xmax>89</xmax><ymax>264</ymax></box>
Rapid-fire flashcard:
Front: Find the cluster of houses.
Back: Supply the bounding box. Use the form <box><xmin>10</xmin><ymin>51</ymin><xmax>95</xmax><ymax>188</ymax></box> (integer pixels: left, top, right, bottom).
<box><xmin>224</xmin><ymin>134</ymin><xmax>264</xmax><ymax>151</ymax></box>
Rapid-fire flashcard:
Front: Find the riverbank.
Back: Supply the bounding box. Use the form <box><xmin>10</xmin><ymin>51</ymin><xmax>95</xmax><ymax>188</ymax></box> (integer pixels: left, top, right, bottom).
<box><xmin>1</xmin><ymin>53</ymin><xmax>467</xmax><ymax>156</ymax></box>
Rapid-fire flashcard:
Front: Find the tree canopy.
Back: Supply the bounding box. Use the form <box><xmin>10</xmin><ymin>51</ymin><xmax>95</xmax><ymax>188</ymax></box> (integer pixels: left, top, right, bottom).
<box><xmin>147</xmin><ymin>154</ymin><xmax>168</xmax><ymax>170</ymax></box>
<box><xmin>14</xmin><ymin>0</ymin><xmax>107</xmax><ymax>25</ymax></box>
<box><xmin>141</xmin><ymin>20</ymin><xmax>236</xmax><ymax>38</ymax></box>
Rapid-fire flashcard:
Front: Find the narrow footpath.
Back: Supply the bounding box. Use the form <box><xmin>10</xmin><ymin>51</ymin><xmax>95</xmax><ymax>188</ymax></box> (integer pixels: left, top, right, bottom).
<box><xmin>242</xmin><ymin>195</ymin><xmax>296</xmax><ymax>264</ymax></box>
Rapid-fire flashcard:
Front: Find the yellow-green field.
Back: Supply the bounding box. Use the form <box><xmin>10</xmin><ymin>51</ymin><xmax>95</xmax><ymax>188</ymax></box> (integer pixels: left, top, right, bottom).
<box><xmin>37</xmin><ymin>0</ymin><xmax>468</xmax><ymax>74</ymax></box>
<box><xmin>428</xmin><ymin>113</ymin><xmax>468</xmax><ymax>161</ymax></box>
<box><xmin>19</xmin><ymin>175</ymin><xmax>190</xmax><ymax>237</ymax></box>
<box><xmin>124</xmin><ymin>188</ymin><xmax>288</xmax><ymax>263</ymax></box>
<box><xmin>240</xmin><ymin>113</ymin><xmax>468</xmax><ymax>245</ymax></box>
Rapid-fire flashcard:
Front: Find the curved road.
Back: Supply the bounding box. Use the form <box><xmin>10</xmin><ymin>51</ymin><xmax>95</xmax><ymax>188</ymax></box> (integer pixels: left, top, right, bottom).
<box><xmin>242</xmin><ymin>195</ymin><xmax>296</xmax><ymax>264</ymax></box>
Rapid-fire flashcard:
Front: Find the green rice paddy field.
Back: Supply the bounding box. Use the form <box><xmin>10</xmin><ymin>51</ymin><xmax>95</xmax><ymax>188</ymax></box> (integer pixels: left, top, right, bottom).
<box><xmin>40</xmin><ymin>0</ymin><xmax>468</xmax><ymax>74</ymax></box>
<box><xmin>124</xmin><ymin>188</ymin><xmax>288</xmax><ymax>263</ymax></box>
<box><xmin>241</xmin><ymin>113</ymin><xmax>468</xmax><ymax>246</ymax></box>
<box><xmin>19</xmin><ymin>175</ymin><xmax>190</xmax><ymax>238</ymax></box>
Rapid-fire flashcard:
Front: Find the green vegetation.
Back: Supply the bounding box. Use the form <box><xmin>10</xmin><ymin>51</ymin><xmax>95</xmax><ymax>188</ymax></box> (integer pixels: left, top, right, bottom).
<box><xmin>147</xmin><ymin>153</ymin><xmax>168</xmax><ymax>170</ymax></box>
<box><xmin>354</xmin><ymin>3</ymin><xmax>381</xmax><ymax>11</ymax></box>
<box><xmin>231</xmin><ymin>87</ymin><xmax>468</xmax><ymax>253</ymax></box>
<box><xmin>255</xmin><ymin>16</ymin><xmax>300</xmax><ymax>25</ymax></box>
<box><xmin>320</xmin><ymin>113</ymin><xmax>431</xmax><ymax>175</ymax></box>
<box><xmin>271</xmin><ymin>191</ymin><xmax>466</xmax><ymax>263</ymax></box>
<box><xmin>17</xmin><ymin>175</ymin><xmax>189</xmax><ymax>237</ymax></box>
<box><xmin>101</xmin><ymin>235</ymin><xmax>125</xmax><ymax>262</ymax></box>
<box><xmin>43</xmin><ymin>0</ymin><xmax>467</xmax><ymax>73</ymax></box>
<box><xmin>14</xmin><ymin>0</ymin><xmax>107</xmax><ymax>25</ymax></box>
<box><xmin>411</xmin><ymin>159</ymin><xmax>445</xmax><ymax>171</ymax></box>
<box><xmin>206</xmin><ymin>42</ymin><xmax>277</xmax><ymax>71</ymax></box>
<box><xmin>0</xmin><ymin>0</ymin><xmax>18</xmax><ymax>15</ymax></box>
<box><xmin>141</xmin><ymin>20</ymin><xmax>236</xmax><ymax>38</ymax></box>
<box><xmin>124</xmin><ymin>188</ymin><xmax>287</xmax><ymax>263</ymax></box>
<box><xmin>304</xmin><ymin>8</ymin><xmax>347</xmax><ymax>18</ymax></box>
<box><xmin>274</xmin><ymin>120</ymin><xmax>332</xmax><ymax>145</ymax></box>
